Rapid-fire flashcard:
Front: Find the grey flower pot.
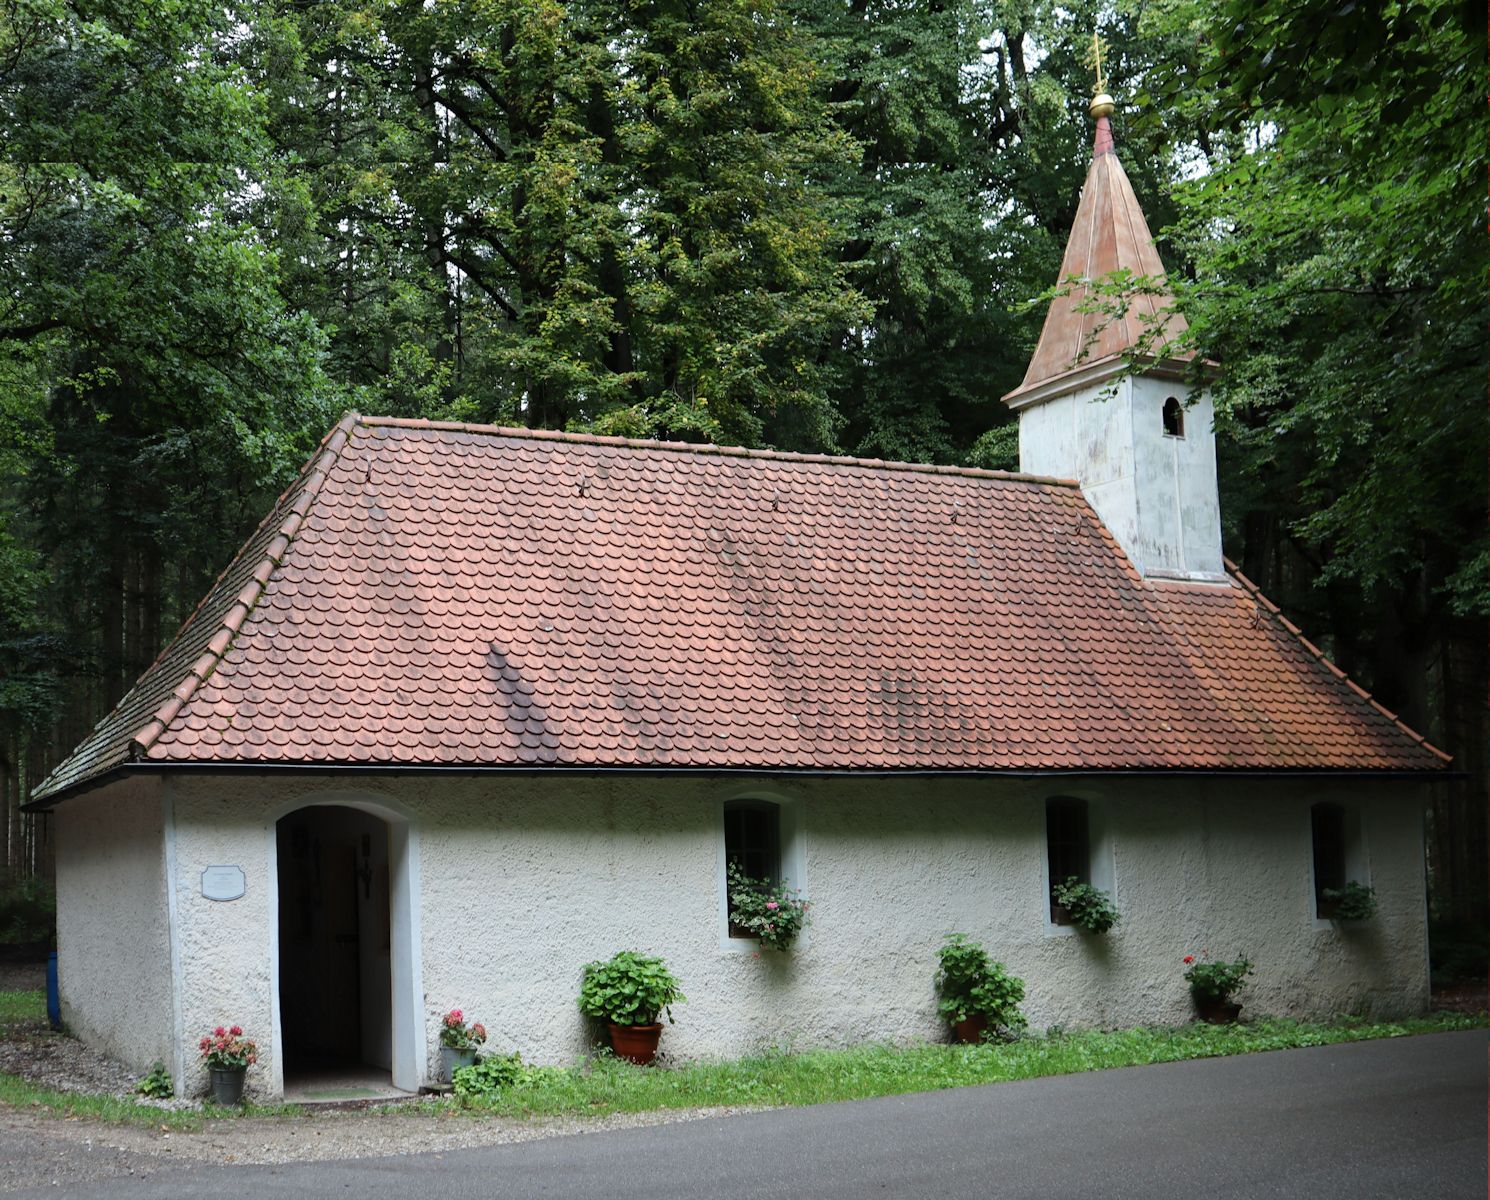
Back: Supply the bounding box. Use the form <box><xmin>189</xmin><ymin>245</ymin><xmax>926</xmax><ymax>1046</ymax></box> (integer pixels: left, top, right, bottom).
<box><xmin>439</xmin><ymin>1045</ymin><xmax>477</xmax><ymax>1083</ymax></box>
<box><xmin>208</xmin><ymin>1066</ymin><xmax>246</xmax><ymax>1106</ymax></box>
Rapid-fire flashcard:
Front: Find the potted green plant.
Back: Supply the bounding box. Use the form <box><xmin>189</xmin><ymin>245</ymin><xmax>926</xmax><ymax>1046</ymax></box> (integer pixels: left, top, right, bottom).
<box><xmin>578</xmin><ymin>950</ymin><xmax>684</xmax><ymax>1065</ymax></box>
<box><xmin>438</xmin><ymin>1009</ymin><xmax>488</xmax><ymax>1082</ymax></box>
<box><xmin>935</xmin><ymin>933</ymin><xmax>1028</xmax><ymax>1044</ymax></box>
<box><xmin>726</xmin><ymin>862</ymin><xmax>810</xmax><ymax>950</ymax></box>
<box><xmin>1321</xmin><ymin>881</ymin><xmax>1377</xmax><ymax>921</ymax></box>
<box><xmin>1183</xmin><ymin>953</ymin><xmax>1252</xmax><ymax>1023</ymax></box>
<box><xmin>198</xmin><ymin>1024</ymin><xmax>257</xmax><ymax>1105</ymax></box>
<box><xmin>1051</xmin><ymin>877</ymin><xmax>1120</xmax><ymax>934</ymax></box>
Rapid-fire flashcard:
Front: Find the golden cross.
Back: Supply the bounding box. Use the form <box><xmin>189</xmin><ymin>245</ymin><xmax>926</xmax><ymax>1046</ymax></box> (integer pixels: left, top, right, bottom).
<box><xmin>1089</xmin><ymin>32</ymin><xmax>1109</xmax><ymax>96</ymax></box>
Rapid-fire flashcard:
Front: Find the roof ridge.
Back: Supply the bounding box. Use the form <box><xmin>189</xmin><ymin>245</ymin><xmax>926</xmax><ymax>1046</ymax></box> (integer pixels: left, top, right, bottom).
<box><xmin>125</xmin><ymin>412</ymin><xmax>361</xmax><ymax>759</ymax></box>
<box><xmin>354</xmin><ymin>416</ymin><xmax>1081</xmax><ymax>489</ymax></box>
<box><xmin>1221</xmin><ymin>557</ymin><xmax>1452</xmax><ymax>764</ymax></box>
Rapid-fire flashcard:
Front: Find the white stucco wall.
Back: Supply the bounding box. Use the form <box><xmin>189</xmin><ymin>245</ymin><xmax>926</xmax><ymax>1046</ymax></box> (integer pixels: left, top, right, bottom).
<box><xmin>53</xmin><ymin>776</ymin><xmax>174</xmax><ymax>1074</ymax></box>
<box><xmin>137</xmin><ymin>769</ymin><xmax>1431</xmax><ymax>1096</ymax></box>
<box><xmin>1018</xmin><ymin>375</ymin><xmax>1224</xmax><ymax>579</ymax></box>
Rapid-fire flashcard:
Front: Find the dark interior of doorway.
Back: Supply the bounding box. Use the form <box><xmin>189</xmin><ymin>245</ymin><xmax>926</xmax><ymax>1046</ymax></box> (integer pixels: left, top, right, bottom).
<box><xmin>276</xmin><ymin>806</ymin><xmax>397</xmax><ymax>1099</ymax></box>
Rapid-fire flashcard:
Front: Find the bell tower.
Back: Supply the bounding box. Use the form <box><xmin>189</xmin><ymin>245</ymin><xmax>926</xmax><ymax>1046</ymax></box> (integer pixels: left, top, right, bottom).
<box><xmin>1002</xmin><ymin>54</ymin><xmax>1224</xmax><ymax>582</ymax></box>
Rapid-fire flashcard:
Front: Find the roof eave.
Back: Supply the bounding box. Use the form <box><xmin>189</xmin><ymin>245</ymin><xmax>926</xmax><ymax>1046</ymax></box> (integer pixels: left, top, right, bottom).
<box><xmin>23</xmin><ymin>758</ymin><xmax>1457</xmax><ymax>811</ymax></box>
<box><xmin>1002</xmin><ymin>352</ymin><xmax>1208</xmax><ymax>411</ymax></box>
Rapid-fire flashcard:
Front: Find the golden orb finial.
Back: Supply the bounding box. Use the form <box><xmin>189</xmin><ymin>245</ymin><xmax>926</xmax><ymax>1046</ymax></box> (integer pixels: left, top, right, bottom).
<box><xmin>1087</xmin><ymin>32</ymin><xmax>1115</xmax><ymax>118</ymax></box>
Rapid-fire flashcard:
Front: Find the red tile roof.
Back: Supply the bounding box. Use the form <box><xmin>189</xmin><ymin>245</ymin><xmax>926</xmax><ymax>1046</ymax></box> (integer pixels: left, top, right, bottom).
<box><xmin>1003</xmin><ymin>115</ymin><xmax>1194</xmax><ymax>408</ymax></box>
<box><xmin>30</xmin><ymin>414</ymin><xmax>1446</xmax><ymax>802</ymax></box>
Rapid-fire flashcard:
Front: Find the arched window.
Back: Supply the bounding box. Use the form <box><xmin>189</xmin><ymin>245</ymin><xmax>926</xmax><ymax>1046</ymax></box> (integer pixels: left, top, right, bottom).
<box><xmin>1162</xmin><ymin>396</ymin><xmax>1185</xmax><ymax>437</ymax></box>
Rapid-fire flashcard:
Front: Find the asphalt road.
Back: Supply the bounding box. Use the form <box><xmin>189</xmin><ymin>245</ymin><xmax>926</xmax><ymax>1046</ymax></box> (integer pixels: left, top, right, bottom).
<box><xmin>9</xmin><ymin>1030</ymin><xmax>1485</xmax><ymax>1199</ymax></box>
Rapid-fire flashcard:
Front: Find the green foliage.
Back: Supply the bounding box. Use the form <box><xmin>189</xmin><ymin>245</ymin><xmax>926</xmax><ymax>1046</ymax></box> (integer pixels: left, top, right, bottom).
<box><xmin>1322</xmin><ymin>882</ymin><xmax>1378</xmax><ymax>922</ymax></box>
<box><xmin>726</xmin><ymin>861</ymin><xmax>809</xmax><ymax>952</ymax></box>
<box><xmin>1183</xmin><ymin>954</ymin><xmax>1252</xmax><ymax>1003</ymax></box>
<box><xmin>0</xmin><ymin>874</ymin><xmax>54</xmax><ymax>945</ymax></box>
<box><xmin>934</xmin><ymin>934</ymin><xmax>1027</xmax><ymax>1037</ymax></box>
<box><xmin>1149</xmin><ymin>0</ymin><xmax>1486</xmax><ymax>638</ymax></box>
<box><xmin>965</xmin><ymin>424</ymin><xmax>1020</xmax><ymax>473</ymax></box>
<box><xmin>452</xmin><ymin>1051</ymin><xmax>557</xmax><ymax>1102</ymax></box>
<box><xmin>135</xmin><ymin>1061</ymin><xmax>173</xmax><ymax>1099</ymax></box>
<box><xmin>578</xmin><ymin>951</ymin><xmax>685</xmax><ymax>1027</ymax></box>
<box><xmin>1051</xmin><ymin>877</ymin><xmax>1120</xmax><ymax>935</ymax></box>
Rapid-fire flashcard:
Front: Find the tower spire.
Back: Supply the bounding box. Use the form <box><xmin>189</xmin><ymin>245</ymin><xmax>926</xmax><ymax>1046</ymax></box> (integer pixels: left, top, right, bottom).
<box><xmin>999</xmin><ymin>47</ymin><xmax>1224</xmax><ymax>582</ymax></box>
<box><xmin>1088</xmin><ymin>33</ymin><xmax>1115</xmax><ymax>154</ymax></box>
<box><xmin>1001</xmin><ymin>53</ymin><xmax>1189</xmax><ymax>410</ymax></box>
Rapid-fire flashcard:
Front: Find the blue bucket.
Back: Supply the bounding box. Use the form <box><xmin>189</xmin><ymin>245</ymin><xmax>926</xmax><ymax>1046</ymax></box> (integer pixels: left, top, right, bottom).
<box><xmin>45</xmin><ymin>951</ymin><xmax>60</xmax><ymax>1029</ymax></box>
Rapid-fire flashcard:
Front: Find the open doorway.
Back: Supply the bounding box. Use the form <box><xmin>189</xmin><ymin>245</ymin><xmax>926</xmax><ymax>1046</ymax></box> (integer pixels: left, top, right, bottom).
<box><xmin>276</xmin><ymin>806</ymin><xmax>398</xmax><ymax>1100</ymax></box>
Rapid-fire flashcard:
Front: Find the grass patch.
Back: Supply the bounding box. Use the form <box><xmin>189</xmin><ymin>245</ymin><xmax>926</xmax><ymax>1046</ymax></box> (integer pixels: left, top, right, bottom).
<box><xmin>0</xmin><ymin>1071</ymin><xmax>205</xmax><ymax>1131</ymax></box>
<box><xmin>0</xmin><ymin>989</ymin><xmax>45</xmax><ymax>1025</ymax></box>
<box><xmin>455</xmin><ymin>1011</ymin><xmax>1486</xmax><ymax>1119</ymax></box>
<box><xmin>0</xmin><ymin>1070</ymin><xmax>305</xmax><ymax>1129</ymax></box>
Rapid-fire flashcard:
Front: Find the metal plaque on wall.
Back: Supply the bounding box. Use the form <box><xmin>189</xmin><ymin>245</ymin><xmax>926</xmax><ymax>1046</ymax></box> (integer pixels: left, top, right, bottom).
<box><xmin>200</xmin><ymin>865</ymin><xmax>246</xmax><ymax>902</ymax></box>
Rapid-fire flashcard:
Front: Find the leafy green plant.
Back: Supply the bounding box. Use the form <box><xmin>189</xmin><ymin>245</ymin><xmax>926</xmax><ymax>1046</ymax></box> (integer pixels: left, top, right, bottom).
<box><xmin>1183</xmin><ymin>954</ymin><xmax>1252</xmax><ymax>1003</ymax></box>
<box><xmin>934</xmin><ymin>934</ymin><xmax>1027</xmax><ymax>1039</ymax></box>
<box><xmin>451</xmin><ymin>1052</ymin><xmax>552</xmax><ymax>1101</ymax></box>
<box><xmin>1051</xmin><ymin>877</ymin><xmax>1120</xmax><ymax>934</ymax></box>
<box><xmin>1322</xmin><ymin>881</ymin><xmax>1377</xmax><ymax>921</ymax></box>
<box><xmin>578</xmin><ymin>951</ymin><xmax>684</xmax><ymax>1027</ymax></box>
<box><xmin>726</xmin><ymin>862</ymin><xmax>809</xmax><ymax>951</ymax></box>
<box><xmin>135</xmin><ymin>1061</ymin><xmax>173</xmax><ymax>1099</ymax></box>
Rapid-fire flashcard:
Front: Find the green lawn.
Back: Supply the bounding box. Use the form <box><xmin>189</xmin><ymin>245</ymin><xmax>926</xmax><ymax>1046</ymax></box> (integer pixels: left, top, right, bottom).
<box><xmin>452</xmin><ymin>1011</ymin><xmax>1486</xmax><ymax>1118</ymax></box>
<box><xmin>0</xmin><ymin>1071</ymin><xmax>207</xmax><ymax>1130</ymax></box>
<box><xmin>0</xmin><ymin>991</ymin><xmax>1480</xmax><ymax>1130</ymax></box>
<box><xmin>0</xmin><ymin>990</ymin><xmax>45</xmax><ymax>1025</ymax></box>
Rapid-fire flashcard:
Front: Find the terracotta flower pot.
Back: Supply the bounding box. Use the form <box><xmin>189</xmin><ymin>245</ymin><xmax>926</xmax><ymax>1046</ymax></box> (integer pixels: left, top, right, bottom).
<box><xmin>607</xmin><ymin>1022</ymin><xmax>663</xmax><ymax>1065</ymax></box>
<box><xmin>952</xmin><ymin>1014</ymin><xmax>989</xmax><ymax>1045</ymax></box>
<box><xmin>208</xmin><ymin>1066</ymin><xmax>246</xmax><ymax>1106</ymax></box>
<box><xmin>1195</xmin><ymin>997</ymin><xmax>1242</xmax><ymax>1025</ymax></box>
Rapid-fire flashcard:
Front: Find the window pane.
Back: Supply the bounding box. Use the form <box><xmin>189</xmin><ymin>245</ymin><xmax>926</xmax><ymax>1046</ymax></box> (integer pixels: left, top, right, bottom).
<box><xmin>1312</xmin><ymin>803</ymin><xmax>1347</xmax><ymax>912</ymax></box>
<box><xmin>725</xmin><ymin>800</ymin><xmax>782</xmax><ymax>939</ymax></box>
<box><xmin>1046</xmin><ymin>797</ymin><xmax>1090</xmax><ymax>922</ymax></box>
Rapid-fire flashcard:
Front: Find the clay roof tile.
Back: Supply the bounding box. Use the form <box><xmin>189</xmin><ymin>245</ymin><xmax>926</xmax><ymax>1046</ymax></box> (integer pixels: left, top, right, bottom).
<box><xmin>27</xmin><ymin>415</ymin><xmax>1446</xmax><ymax>802</ymax></box>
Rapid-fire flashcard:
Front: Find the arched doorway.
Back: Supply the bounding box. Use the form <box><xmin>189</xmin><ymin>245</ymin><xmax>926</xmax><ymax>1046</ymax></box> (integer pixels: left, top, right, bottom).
<box><xmin>275</xmin><ymin>805</ymin><xmax>400</xmax><ymax>1099</ymax></box>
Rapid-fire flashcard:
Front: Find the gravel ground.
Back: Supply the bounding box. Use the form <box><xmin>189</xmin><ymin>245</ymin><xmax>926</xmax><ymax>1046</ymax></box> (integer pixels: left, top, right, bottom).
<box><xmin>0</xmin><ymin>986</ymin><xmax>767</xmax><ymax>1191</ymax></box>
<box><xmin>0</xmin><ymin>1099</ymin><xmax>768</xmax><ymax>1192</ymax></box>
<box><xmin>0</xmin><ymin>964</ymin><xmax>45</xmax><ymax>992</ymax></box>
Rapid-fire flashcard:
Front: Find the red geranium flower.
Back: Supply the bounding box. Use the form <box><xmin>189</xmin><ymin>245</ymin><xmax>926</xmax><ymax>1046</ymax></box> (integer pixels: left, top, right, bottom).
<box><xmin>1183</xmin><ymin>955</ymin><xmax>1195</xmax><ymax>964</ymax></box>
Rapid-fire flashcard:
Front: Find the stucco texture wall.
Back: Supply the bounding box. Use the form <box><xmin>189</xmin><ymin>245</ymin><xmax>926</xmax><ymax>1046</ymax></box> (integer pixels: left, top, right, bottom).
<box><xmin>53</xmin><ymin>776</ymin><xmax>173</xmax><ymax>1074</ymax></box>
<box><xmin>149</xmin><ymin>770</ymin><xmax>1429</xmax><ymax>1096</ymax></box>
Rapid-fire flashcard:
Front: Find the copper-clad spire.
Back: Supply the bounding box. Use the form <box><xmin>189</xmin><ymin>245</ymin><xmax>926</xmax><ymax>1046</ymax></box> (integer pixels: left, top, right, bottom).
<box><xmin>1002</xmin><ymin>71</ymin><xmax>1191</xmax><ymax>409</ymax></box>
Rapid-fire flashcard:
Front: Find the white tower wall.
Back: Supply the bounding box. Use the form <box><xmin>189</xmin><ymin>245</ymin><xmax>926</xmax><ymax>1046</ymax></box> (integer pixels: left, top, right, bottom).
<box><xmin>1017</xmin><ymin>374</ymin><xmax>1224</xmax><ymax>581</ymax></box>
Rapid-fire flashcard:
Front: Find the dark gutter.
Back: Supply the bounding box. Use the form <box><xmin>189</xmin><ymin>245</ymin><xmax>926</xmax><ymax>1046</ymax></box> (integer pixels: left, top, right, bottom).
<box><xmin>23</xmin><ymin>758</ymin><xmax>1462</xmax><ymax>812</ymax></box>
